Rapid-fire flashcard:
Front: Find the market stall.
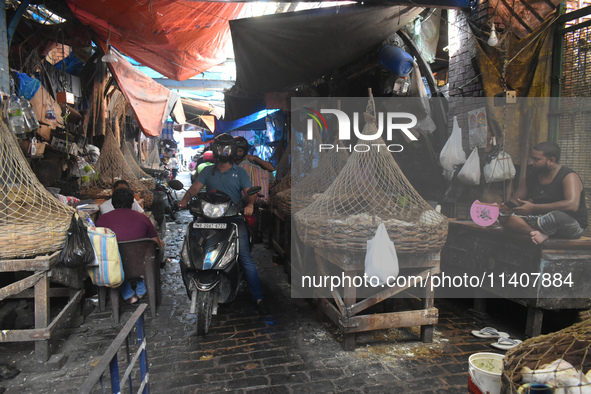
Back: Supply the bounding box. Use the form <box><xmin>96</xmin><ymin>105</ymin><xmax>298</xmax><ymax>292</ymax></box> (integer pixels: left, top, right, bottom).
<box><xmin>294</xmin><ymin>96</ymin><xmax>448</xmax><ymax>350</ymax></box>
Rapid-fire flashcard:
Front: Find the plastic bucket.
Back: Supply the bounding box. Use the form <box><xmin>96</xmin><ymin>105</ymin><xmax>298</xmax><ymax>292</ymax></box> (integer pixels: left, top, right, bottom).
<box><xmin>378</xmin><ymin>45</ymin><xmax>414</xmax><ymax>77</ymax></box>
<box><xmin>468</xmin><ymin>352</ymin><xmax>504</xmax><ymax>394</ymax></box>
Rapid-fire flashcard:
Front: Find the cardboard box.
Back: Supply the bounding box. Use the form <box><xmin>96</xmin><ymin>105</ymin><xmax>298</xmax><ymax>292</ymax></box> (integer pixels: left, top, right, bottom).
<box><xmin>19</xmin><ymin>140</ymin><xmax>46</xmax><ymax>158</ymax></box>
<box><xmin>57</xmin><ymin>91</ymin><xmax>75</xmax><ymax>105</ymax></box>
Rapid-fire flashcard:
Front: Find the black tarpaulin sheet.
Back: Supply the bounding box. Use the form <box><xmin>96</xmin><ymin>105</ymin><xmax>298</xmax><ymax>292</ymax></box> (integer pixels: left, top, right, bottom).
<box><xmin>230</xmin><ymin>4</ymin><xmax>423</xmax><ymax>95</ymax></box>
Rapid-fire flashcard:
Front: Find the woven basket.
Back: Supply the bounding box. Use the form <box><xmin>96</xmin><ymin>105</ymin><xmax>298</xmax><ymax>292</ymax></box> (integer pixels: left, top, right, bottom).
<box><xmin>502</xmin><ymin>316</ymin><xmax>591</xmax><ymax>393</ymax></box>
<box><xmin>274</xmin><ymin>189</ymin><xmax>292</xmax><ymax>216</ymax></box>
<box><xmin>295</xmin><ymin>211</ymin><xmax>448</xmax><ymax>253</ymax></box>
<box><xmin>0</xmin><ymin>220</ymin><xmax>70</xmax><ymax>259</ymax></box>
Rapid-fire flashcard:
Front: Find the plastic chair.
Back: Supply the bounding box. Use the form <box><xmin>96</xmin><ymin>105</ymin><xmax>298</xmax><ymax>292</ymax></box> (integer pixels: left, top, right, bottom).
<box><xmin>98</xmin><ymin>238</ymin><xmax>162</xmax><ymax>323</ymax></box>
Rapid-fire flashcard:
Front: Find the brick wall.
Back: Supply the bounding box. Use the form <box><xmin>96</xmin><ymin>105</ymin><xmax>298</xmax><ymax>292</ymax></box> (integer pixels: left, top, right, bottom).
<box><xmin>447</xmin><ymin>1</ymin><xmax>490</xmax><ymax>154</ymax></box>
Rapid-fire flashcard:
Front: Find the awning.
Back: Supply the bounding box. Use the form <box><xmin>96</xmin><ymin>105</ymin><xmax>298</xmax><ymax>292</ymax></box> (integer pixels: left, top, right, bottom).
<box><xmin>229</xmin><ymin>4</ymin><xmax>424</xmax><ymax>95</ymax></box>
<box><xmin>67</xmin><ymin>0</ymin><xmax>246</xmax><ymax>81</ymax></box>
<box><xmin>104</xmin><ymin>46</ymin><xmax>173</xmax><ymax>137</ymax></box>
<box><xmin>202</xmin><ymin>109</ymin><xmax>279</xmax><ymax>134</ymax></box>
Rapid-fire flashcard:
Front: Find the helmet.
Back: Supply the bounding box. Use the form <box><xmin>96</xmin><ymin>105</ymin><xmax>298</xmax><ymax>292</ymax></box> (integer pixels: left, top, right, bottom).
<box><xmin>203</xmin><ymin>151</ymin><xmax>214</xmax><ymax>162</ymax></box>
<box><xmin>211</xmin><ymin>133</ymin><xmax>237</xmax><ymax>163</ymax></box>
<box><xmin>234</xmin><ymin>136</ymin><xmax>250</xmax><ymax>152</ymax></box>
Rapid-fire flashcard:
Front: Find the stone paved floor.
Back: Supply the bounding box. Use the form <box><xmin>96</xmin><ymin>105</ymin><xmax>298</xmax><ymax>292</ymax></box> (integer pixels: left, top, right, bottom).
<box><xmin>0</xmin><ymin>207</ymin><xmax>578</xmax><ymax>394</ymax></box>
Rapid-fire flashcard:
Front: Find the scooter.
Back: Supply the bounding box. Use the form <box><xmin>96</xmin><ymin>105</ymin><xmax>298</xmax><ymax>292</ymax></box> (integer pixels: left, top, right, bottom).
<box><xmin>179</xmin><ymin>186</ymin><xmax>261</xmax><ymax>335</ymax></box>
<box><xmin>153</xmin><ymin>169</ymin><xmax>184</xmax><ymax>221</ymax></box>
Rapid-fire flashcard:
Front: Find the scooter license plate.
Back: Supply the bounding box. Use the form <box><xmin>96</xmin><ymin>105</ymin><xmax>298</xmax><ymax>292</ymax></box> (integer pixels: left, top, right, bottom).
<box><xmin>193</xmin><ymin>222</ymin><xmax>227</xmax><ymax>229</ymax></box>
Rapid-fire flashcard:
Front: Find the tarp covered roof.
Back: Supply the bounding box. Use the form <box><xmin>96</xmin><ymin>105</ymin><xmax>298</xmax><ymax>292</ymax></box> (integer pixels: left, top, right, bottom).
<box><xmin>229</xmin><ymin>4</ymin><xmax>424</xmax><ymax>95</ymax></box>
<box><xmin>66</xmin><ymin>0</ymin><xmax>245</xmax><ymax>81</ymax></box>
<box><xmin>105</xmin><ymin>46</ymin><xmax>173</xmax><ymax>137</ymax></box>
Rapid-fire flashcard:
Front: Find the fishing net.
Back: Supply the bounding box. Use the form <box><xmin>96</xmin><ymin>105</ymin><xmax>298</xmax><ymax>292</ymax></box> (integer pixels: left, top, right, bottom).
<box><xmin>274</xmin><ymin>128</ymin><xmax>321</xmax><ymax>215</ymax></box>
<box><xmin>289</xmin><ymin>139</ymin><xmax>349</xmax><ymax>214</ymax></box>
<box><xmin>82</xmin><ymin>128</ymin><xmax>153</xmax><ymax>206</ymax></box>
<box><xmin>0</xmin><ymin>121</ymin><xmax>74</xmax><ymax>258</ymax></box>
<box><xmin>121</xmin><ymin>141</ymin><xmax>155</xmax><ymax>190</ymax></box>
<box><xmin>141</xmin><ymin>145</ymin><xmax>161</xmax><ymax>171</ymax></box>
<box><xmin>294</xmin><ymin>96</ymin><xmax>448</xmax><ymax>253</ymax></box>
<box><xmin>502</xmin><ymin>316</ymin><xmax>591</xmax><ymax>393</ymax></box>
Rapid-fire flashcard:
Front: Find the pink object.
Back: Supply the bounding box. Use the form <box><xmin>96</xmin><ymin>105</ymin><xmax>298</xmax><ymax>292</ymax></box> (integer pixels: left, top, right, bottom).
<box><xmin>470</xmin><ymin>200</ymin><xmax>499</xmax><ymax>227</ymax></box>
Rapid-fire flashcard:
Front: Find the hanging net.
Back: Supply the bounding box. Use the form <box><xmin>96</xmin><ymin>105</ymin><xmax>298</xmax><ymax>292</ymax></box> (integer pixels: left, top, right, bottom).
<box><xmin>273</xmin><ymin>128</ymin><xmax>321</xmax><ymax>216</ymax></box>
<box><xmin>294</xmin><ymin>97</ymin><xmax>448</xmax><ymax>254</ymax></box>
<box><xmin>290</xmin><ymin>139</ymin><xmax>350</xmax><ymax>214</ymax></box>
<box><xmin>269</xmin><ymin>139</ymin><xmax>292</xmax><ymax>201</ymax></box>
<box><xmin>82</xmin><ymin>128</ymin><xmax>153</xmax><ymax>206</ymax></box>
<box><xmin>142</xmin><ymin>145</ymin><xmax>161</xmax><ymax>171</ymax></box>
<box><xmin>0</xmin><ymin>121</ymin><xmax>74</xmax><ymax>258</ymax></box>
<box><xmin>121</xmin><ymin>141</ymin><xmax>155</xmax><ymax>190</ymax></box>
<box><xmin>502</xmin><ymin>315</ymin><xmax>591</xmax><ymax>392</ymax></box>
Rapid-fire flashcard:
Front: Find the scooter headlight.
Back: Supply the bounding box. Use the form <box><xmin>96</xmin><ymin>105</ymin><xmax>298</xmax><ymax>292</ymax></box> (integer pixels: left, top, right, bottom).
<box><xmin>204</xmin><ymin>243</ymin><xmax>221</xmax><ymax>269</ymax></box>
<box><xmin>217</xmin><ymin>240</ymin><xmax>237</xmax><ymax>269</ymax></box>
<box><xmin>201</xmin><ymin>201</ymin><xmax>230</xmax><ymax>219</ymax></box>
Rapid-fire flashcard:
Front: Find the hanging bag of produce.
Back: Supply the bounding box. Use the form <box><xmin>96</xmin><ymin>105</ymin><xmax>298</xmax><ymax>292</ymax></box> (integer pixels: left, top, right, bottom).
<box><xmin>457</xmin><ymin>147</ymin><xmax>481</xmax><ymax>186</ymax></box>
<box><xmin>439</xmin><ymin>116</ymin><xmax>466</xmax><ymax>180</ymax></box>
<box><xmin>483</xmin><ymin>150</ymin><xmax>516</xmax><ymax>183</ymax></box>
<box><xmin>86</xmin><ymin>227</ymin><xmax>124</xmax><ymax>287</ymax></box>
<box><xmin>364</xmin><ymin>223</ymin><xmax>399</xmax><ymax>285</ymax></box>
<box><xmin>58</xmin><ymin>213</ymin><xmax>95</xmax><ymax>268</ymax></box>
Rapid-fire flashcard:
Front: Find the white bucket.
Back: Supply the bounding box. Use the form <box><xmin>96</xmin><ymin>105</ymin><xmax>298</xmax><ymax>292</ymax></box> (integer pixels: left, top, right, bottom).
<box><xmin>468</xmin><ymin>352</ymin><xmax>505</xmax><ymax>394</ymax></box>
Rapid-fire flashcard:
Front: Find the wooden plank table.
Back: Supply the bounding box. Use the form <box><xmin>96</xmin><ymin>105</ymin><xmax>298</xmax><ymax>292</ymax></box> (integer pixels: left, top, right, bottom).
<box><xmin>0</xmin><ymin>251</ymin><xmax>84</xmax><ymax>362</ymax></box>
<box><xmin>313</xmin><ymin>248</ymin><xmax>440</xmax><ymax>350</ymax></box>
<box><xmin>441</xmin><ymin>221</ymin><xmax>591</xmax><ymax>337</ymax></box>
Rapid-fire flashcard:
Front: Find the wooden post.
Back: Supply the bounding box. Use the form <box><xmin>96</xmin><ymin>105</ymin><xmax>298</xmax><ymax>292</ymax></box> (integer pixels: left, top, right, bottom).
<box><xmin>34</xmin><ymin>272</ymin><xmax>50</xmax><ymax>362</ymax></box>
<box><xmin>0</xmin><ymin>0</ymin><xmax>12</xmax><ymax>94</ymax></box>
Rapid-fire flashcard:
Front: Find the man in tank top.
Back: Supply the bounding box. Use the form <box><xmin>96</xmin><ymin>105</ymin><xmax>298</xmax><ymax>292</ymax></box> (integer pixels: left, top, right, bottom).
<box><xmin>500</xmin><ymin>141</ymin><xmax>587</xmax><ymax>245</ymax></box>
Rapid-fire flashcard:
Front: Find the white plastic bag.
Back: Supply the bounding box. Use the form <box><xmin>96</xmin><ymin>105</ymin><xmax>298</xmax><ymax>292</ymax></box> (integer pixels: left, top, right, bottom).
<box><xmin>457</xmin><ymin>147</ymin><xmax>481</xmax><ymax>185</ymax></box>
<box><xmin>483</xmin><ymin>151</ymin><xmax>516</xmax><ymax>183</ymax></box>
<box><xmin>440</xmin><ymin>116</ymin><xmax>466</xmax><ymax>180</ymax></box>
<box><xmin>364</xmin><ymin>223</ymin><xmax>399</xmax><ymax>286</ymax></box>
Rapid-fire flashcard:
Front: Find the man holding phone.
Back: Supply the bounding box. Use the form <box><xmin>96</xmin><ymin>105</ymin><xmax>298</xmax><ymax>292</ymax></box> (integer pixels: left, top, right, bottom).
<box><xmin>499</xmin><ymin>142</ymin><xmax>587</xmax><ymax>245</ymax></box>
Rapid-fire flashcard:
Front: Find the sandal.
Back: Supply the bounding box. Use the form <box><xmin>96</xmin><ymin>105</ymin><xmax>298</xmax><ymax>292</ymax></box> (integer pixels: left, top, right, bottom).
<box><xmin>125</xmin><ymin>295</ymin><xmax>139</xmax><ymax>304</ymax></box>
<box><xmin>471</xmin><ymin>327</ymin><xmax>510</xmax><ymax>339</ymax></box>
<box><xmin>490</xmin><ymin>337</ymin><xmax>522</xmax><ymax>350</ymax></box>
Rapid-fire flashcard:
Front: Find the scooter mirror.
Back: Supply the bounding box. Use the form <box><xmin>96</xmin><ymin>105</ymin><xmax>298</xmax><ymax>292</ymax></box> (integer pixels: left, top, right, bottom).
<box><xmin>246</xmin><ymin>186</ymin><xmax>261</xmax><ymax>196</ymax></box>
<box><xmin>168</xmin><ymin>179</ymin><xmax>184</xmax><ymax>190</ymax></box>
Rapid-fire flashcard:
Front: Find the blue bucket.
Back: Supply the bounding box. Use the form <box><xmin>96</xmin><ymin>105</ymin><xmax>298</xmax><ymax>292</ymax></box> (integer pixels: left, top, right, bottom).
<box><xmin>379</xmin><ymin>45</ymin><xmax>414</xmax><ymax>77</ymax></box>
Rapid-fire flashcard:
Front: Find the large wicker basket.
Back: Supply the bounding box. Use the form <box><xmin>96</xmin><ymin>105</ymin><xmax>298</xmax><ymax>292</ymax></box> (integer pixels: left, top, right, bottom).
<box><xmin>502</xmin><ymin>315</ymin><xmax>591</xmax><ymax>393</ymax></box>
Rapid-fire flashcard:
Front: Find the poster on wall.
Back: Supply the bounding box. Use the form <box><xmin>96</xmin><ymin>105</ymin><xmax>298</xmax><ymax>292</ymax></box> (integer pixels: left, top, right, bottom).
<box><xmin>468</xmin><ymin>107</ymin><xmax>488</xmax><ymax>149</ymax></box>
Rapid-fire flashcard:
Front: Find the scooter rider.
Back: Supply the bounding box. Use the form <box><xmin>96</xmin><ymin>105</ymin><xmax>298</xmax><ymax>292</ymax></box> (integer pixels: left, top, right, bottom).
<box><xmin>178</xmin><ymin>133</ymin><xmax>267</xmax><ymax>314</ymax></box>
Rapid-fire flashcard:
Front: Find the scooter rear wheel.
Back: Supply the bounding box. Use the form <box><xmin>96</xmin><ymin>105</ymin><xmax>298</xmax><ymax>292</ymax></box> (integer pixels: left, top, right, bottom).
<box><xmin>196</xmin><ymin>290</ymin><xmax>214</xmax><ymax>336</ymax></box>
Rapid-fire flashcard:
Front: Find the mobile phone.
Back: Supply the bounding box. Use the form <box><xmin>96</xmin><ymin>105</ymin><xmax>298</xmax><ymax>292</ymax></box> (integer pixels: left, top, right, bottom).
<box><xmin>504</xmin><ymin>200</ymin><xmax>518</xmax><ymax>209</ymax></box>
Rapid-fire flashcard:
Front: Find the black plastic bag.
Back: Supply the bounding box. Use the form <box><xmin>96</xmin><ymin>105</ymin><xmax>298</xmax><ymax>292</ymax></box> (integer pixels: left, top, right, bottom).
<box><xmin>58</xmin><ymin>213</ymin><xmax>95</xmax><ymax>268</ymax></box>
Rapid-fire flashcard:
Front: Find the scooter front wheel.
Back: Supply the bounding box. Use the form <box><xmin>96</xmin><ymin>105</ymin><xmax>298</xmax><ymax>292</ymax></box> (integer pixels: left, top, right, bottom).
<box><xmin>196</xmin><ymin>290</ymin><xmax>214</xmax><ymax>336</ymax></box>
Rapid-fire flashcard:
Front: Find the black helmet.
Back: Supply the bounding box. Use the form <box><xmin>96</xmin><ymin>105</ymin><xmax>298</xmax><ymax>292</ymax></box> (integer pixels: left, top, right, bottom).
<box><xmin>234</xmin><ymin>136</ymin><xmax>250</xmax><ymax>152</ymax></box>
<box><xmin>211</xmin><ymin>133</ymin><xmax>237</xmax><ymax>162</ymax></box>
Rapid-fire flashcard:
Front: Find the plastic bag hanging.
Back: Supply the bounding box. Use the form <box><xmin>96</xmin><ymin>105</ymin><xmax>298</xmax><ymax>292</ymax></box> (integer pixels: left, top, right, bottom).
<box><xmin>364</xmin><ymin>223</ymin><xmax>399</xmax><ymax>285</ymax></box>
<box><xmin>439</xmin><ymin>116</ymin><xmax>466</xmax><ymax>180</ymax></box>
<box><xmin>457</xmin><ymin>148</ymin><xmax>481</xmax><ymax>186</ymax></box>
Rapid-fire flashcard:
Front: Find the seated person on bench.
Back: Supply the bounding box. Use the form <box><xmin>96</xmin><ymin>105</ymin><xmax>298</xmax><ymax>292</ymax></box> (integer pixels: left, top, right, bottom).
<box><xmin>499</xmin><ymin>141</ymin><xmax>588</xmax><ymax>245</ymax></box>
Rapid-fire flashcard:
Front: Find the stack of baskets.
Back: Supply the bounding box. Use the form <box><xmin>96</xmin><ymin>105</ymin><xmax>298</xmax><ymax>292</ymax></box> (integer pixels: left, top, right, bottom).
<box><xmin>502</xmin><ymin>314</ymin><xmax>591</xmax><ymax>393</ymax></box>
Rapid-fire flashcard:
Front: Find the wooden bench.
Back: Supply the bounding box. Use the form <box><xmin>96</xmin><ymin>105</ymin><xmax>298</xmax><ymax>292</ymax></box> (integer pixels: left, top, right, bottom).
<box><xmin>441</xmin><ymin>221</ymin><xmax>591</xmax><ymax>337</ymax></box>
